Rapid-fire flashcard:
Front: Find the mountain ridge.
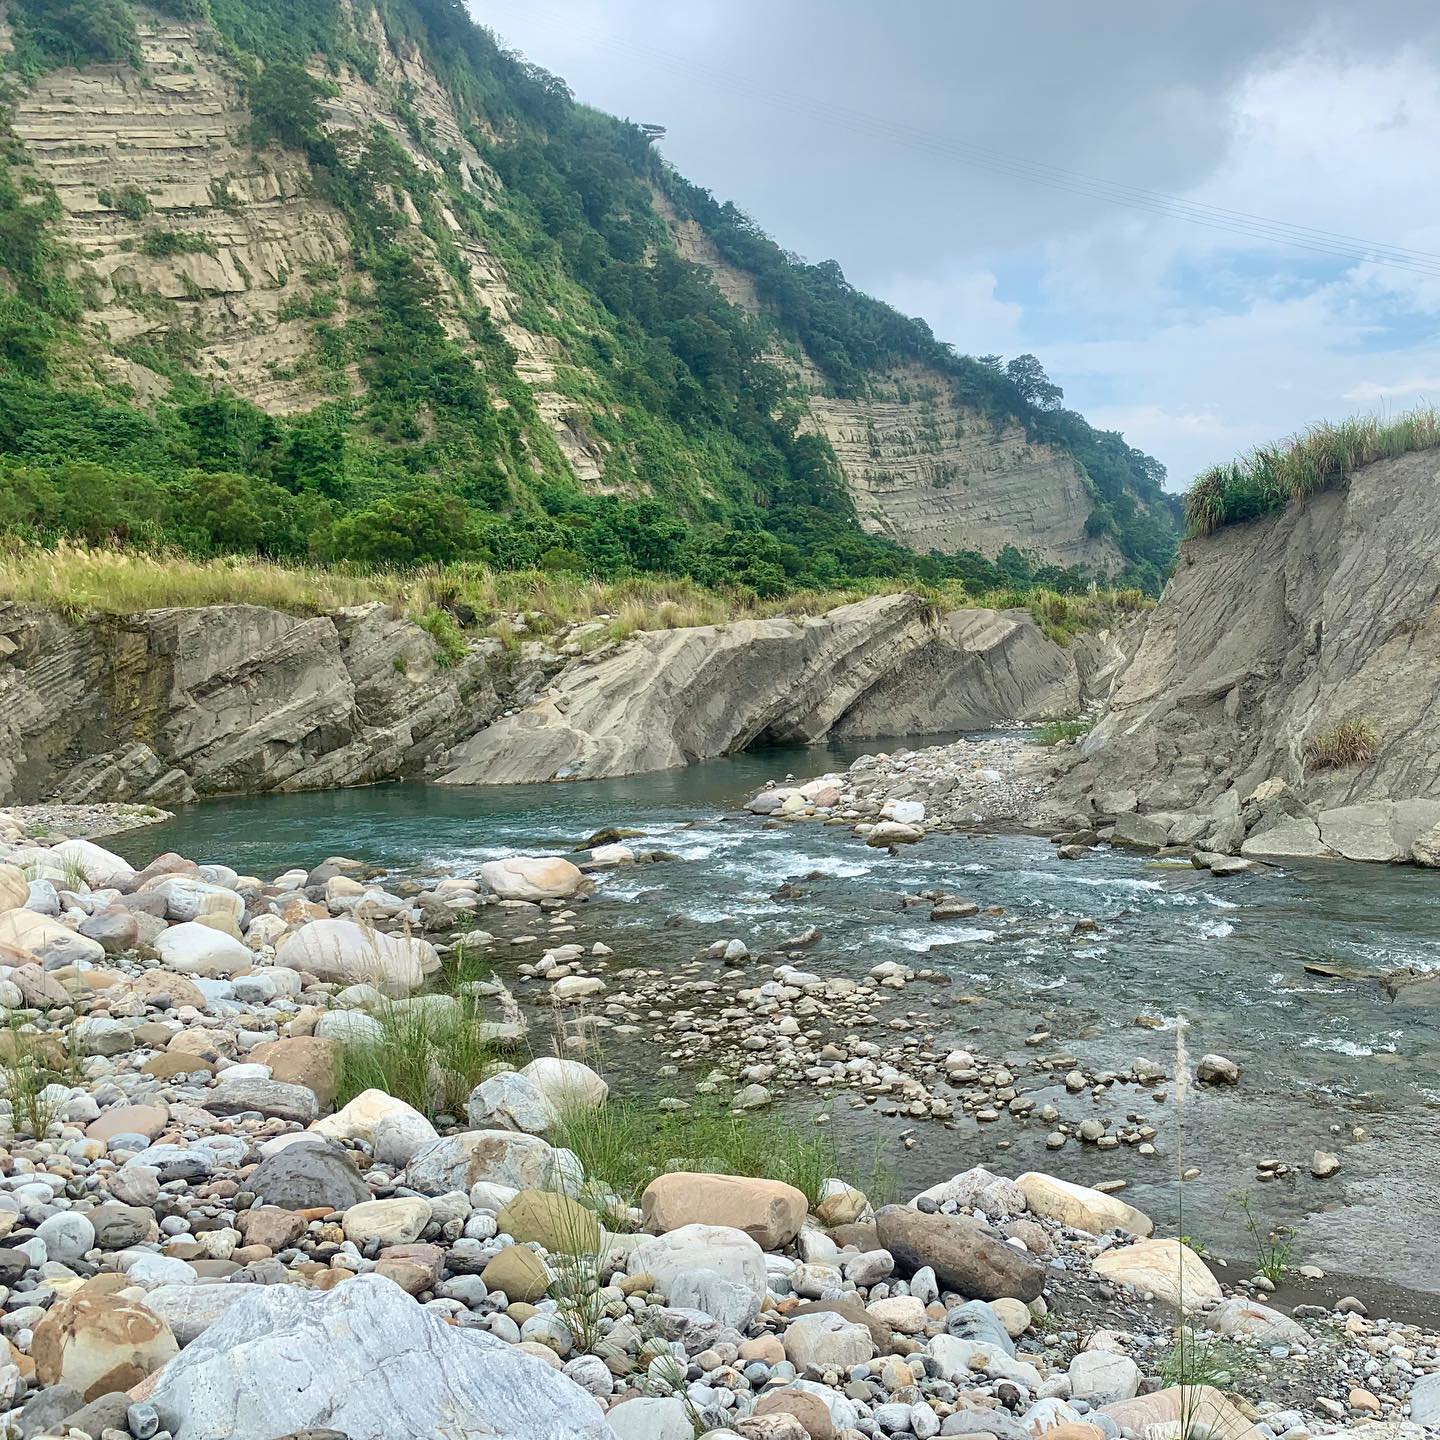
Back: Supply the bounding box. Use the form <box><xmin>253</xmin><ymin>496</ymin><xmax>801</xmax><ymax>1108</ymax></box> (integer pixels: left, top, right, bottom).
<box><xmin>0</xmin><ymin>0</ymin><xmax>1181</xmax><ymax>593</ymax></box>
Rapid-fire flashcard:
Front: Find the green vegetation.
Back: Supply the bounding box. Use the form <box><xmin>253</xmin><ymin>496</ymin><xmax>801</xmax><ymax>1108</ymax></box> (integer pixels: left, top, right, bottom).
<box><xmin>1</xmin><ymin>1021</ymin><xmax>80</xmax><ymax>1138</ymax></box>
<box><xmin>1186</xmin><ymin>409</ymin><xmax>1440</xmax><ymax>535</ymax></box>
<box><xmin>1305</xmin><ymin>716</ymin><xmax>1379</xmax><ymax>771</ymax></box>
<box><xmin>550</xmin><ymin>1093</ymin><xmax>885</xmax><ymax>1211</ymax></box>
<box><xmin>1231</xmin><ymin>1190</ymin><xmax>1295</xmax><ymax>1286</ymax></box>
<box><xmin>0</xmin><ymin>0</ymin><xmax>1181</xmax><ymax>600</ymax></box>
<box><xmin>1037</xmin><ymin>718</ymin><xmax>1092</xmax><ymax>745</ymax></box>
<box><xmin>334</xmin><ymin>997</ymin><xmax>497</xmax><ymax>1120</ymax></box>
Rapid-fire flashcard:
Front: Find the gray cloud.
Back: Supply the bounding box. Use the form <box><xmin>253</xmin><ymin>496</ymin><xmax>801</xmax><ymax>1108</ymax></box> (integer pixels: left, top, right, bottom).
<box><xmin>474</xmin><ymin>1</ymin><xmax>1440</xmax><ymax>485</ymax></box>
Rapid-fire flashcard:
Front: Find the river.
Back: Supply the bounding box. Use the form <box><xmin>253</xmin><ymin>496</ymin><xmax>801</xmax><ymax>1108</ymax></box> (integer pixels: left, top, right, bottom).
<box><xmin>133</xmin><ymin>738</ymin><xmax>1440</xmax><ymax>1316</ymax></box>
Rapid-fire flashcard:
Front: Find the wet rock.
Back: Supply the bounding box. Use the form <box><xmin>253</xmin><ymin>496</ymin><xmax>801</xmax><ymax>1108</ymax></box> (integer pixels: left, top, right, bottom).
<box><xmin>1196</xmin><ymin>1053</ymin><xmax>1240</xmax><ymax>1085</ymax></box>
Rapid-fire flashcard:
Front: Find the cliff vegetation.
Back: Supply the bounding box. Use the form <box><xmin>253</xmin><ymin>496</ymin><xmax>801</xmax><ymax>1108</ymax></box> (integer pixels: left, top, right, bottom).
<box><xmin>0</xmin><ymin>0</ymin><xmax>1180</xmax><ymax>599</ymax></box>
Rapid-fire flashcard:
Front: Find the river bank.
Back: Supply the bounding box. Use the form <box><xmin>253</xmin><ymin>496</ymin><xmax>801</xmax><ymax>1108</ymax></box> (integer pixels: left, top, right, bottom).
<box><xmin>0</xmin><ymin>790</ymin><xmax>1433</xmax><ymax>1438</ymax></box>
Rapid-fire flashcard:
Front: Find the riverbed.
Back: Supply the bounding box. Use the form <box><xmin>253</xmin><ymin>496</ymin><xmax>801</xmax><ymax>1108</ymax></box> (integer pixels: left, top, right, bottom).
<box><xmin>134</xmin><ymin>739</ymin><xmax>1440</xmax><ymax>1315</ymax></box>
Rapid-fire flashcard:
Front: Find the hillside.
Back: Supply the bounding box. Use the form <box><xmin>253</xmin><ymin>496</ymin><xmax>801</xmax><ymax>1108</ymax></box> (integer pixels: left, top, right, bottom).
<box><xmin>0</xmin><ymin>0</ymin><xmax>1180</xmax><ymax>593</ymax></box>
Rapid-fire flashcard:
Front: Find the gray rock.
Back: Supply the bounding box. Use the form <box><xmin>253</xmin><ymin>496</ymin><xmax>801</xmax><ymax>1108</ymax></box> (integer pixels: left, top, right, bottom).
<box><xmin>249</xmin><ymin>1144</ymin><xmax>369</xmax><ymax>1212</ymax></box>
<box><xmin>404</xmin><ymin>1131</ymin><xmax>580</xmax><ymax>1196</ymax></box>
<box><xmin>1068</xmin><ymin>1350</ymin><xmax>1141</xmax><ymax>1405</ymax></box>
<box><xmin>90</xmin><ymin>1203</ymin><xmax>155</xmax><ymax>1250</ymax></box>
<box><xmin>19</xmin><ymin>1383</ymin><xmax>84</xmax><ymax>1440</ymax></box>
<box><xmin>876</xmin><ymin>1205</ymin><xmax>1045</xmax><ymax>1302</ymax></box>
<box><xmin>145</xmin><ymin>1284</ymin><xmax>267</xmax><ymax>1346</ymax></box>
<box><xmin>944</xmin><ymin>1299</ymin><xmax>1016</xmax><ymax>1355</ymax></box>
<box><xmin>1110</xmin><ymin>812</ymin><xmax>1171</xmax><ymax>849</ymax></box>
<box><xmin>465</xmin><ymin>1072</ymin><xmax>558</xmax><ymax>1136</ymax></box>
<box><xmin>146</xmin><ymin>1272</ymin><xmax>618</xmax><ymax>1439</ymax></box>
<box><xmin>204</xmin><ymin>1077</ymin><xmax>319</xmax><ymax>1124</ymax></box>
<box><xmin>629</xmin><ymin>1224</ymin><xmax>766</xmax><ymax>1329</ymax></box>
<box><xmin>1411</xmin><ymin>1371</ymin><xmax>1440</xmax><ymax>1425</ymax></box>
<box><xmin>35</xmin><ymin>1211</ymin><xmax>94</xmax><ymax>1266</ymax></box>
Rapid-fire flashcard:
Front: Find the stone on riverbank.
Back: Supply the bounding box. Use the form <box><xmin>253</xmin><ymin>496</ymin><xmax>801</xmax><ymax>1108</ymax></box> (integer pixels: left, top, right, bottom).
<box><xmin>629</xmin><ymin>1224</ymin><xmax>767</xmax><ymax>1328</ymax></box>
<box><xmin>480</xmin><ymin>856</ymin><xmax>585</xmax><ymax>901</ymax></box>
<box><xmin>1092</xmin><ymin>1238</ymin><xmax>1222</xmax><ymax>1308</ymax></box>
<box><xmin>146</xmin><ymin>1273</ymin><xmax>619</xmax><ymax>1439</ymax></box>
<box><xmin>275</xmin><ymin>918</ymin><xmax>435</xmax><ymax>995</ymax></box>
<box><xmin>641</xmin><ymin>1173</ymin><xmax>808</xmax><ymax>1249</ymax></box>
<box><xmin>1014</xmin><ymin>1172</ymin><xmax>1153</xmax><ymax>1237</ymax></box>
<box><xmin>875</xmin><ymin>1206</ymin><xmax>1045</xmax><ymax>1301</ymax></box>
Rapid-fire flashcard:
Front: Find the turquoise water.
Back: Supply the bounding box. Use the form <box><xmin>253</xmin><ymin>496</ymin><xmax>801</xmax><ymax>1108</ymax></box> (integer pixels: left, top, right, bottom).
<box><xmin>135</xmin><ymin>743</ymin><xmax>1440</xmax><ymax>1307</ymax></box>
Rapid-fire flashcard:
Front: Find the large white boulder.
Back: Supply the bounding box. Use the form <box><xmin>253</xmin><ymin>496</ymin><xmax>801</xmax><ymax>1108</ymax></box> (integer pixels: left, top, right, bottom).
<box><xmin>520</xmin><ymin>1057</ymin><xmax>609</xmax><ymax>1111</ymax></box>
<box><xmin>145</xmin><ymin>1273</ymin><xmax>619</xmax><ymax>1439</ymax></box>
<box><xmin>628</xmin><ymin>1224</ymin><xmax>766</xmax><ymax>1328</ymax></box>
<box><xmin>141</xmin><ymin>876</ymin><xmax>244</xmax><ymax>925</ymax></box>
<box><xmin>466</xmin><ymin>1072</ymin><xmax>558</xmax><ymax>1135</ymax></box>
<box><xmin>480</xmin><ymin>857</ymin><xmax>585</xmax><ymax>902</ymax></box>
<box><xmin>275</xmin><ymin>919</ymin><xmax>436</xmax><ymax>996</ymax></box>
<box><xmin>1092</xmin><ymin>1238</ymin><xmax>1222</xmax><ymax>1308</ymax></box>
<box><xmin>155</xmin><ymin>923</ymin><xmax>252</xmax><ymax>978</ymax></box>
<box><xmin>311</xmin><ymin>1089</ymin><xmax>438</xmax><ymax>1167</ymax></box>
<box><xmin>0</xmin><ymin>909</ymin><xmax>104</xmax><ymax>966</ymax></box>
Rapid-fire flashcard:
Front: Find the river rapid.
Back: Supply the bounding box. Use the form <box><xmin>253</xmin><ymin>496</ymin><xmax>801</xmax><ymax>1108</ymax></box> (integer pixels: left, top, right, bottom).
<box><xmin>134</xmin><ymin>738</ymin><xmax>1440</xmax><ymax>1317</ymax></box>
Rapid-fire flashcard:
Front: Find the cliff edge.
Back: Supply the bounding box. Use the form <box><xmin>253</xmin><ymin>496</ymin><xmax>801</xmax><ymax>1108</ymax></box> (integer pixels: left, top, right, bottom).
<box><xmin>1050</xmin><ymin>447</ymin><xmax>1440</xmax><ymax>863</ymax></box>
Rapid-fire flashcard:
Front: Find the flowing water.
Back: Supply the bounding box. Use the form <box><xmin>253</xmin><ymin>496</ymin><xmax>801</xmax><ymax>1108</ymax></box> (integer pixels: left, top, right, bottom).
<box><xmin>134</xmin><ymin>738</ymin><xmax>1440</xmax><ymax>1314</ymax></box>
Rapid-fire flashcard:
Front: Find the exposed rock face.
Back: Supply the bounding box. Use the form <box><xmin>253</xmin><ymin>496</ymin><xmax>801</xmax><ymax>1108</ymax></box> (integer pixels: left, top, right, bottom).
<box><xmin>1053</xmin><ymin>450</ymin><xmax>1440</xmax><ymax>860</ymax></box>
<box><xmin>662</xmin><ymin>202</ymin><xmax>1138</xmax><ymax>568</ymax></box>
<box><xmin>834</xmin><ymin>607</ymin><xmax>1125</xmax><ymax>739</ymax></box>
<box><xmin>0</xmin><ymin>602</ymin><xmax>522</xmax><ymax>804</ymax></box>
<box><xmin>3</xmin><ymin>592</ymin><xmax>1110</xmax><ymax>800</ymax></box>
<box><xmin>439</xmin><ymin>596</ymin><xmax>1108</xmax><ymax>785</ymax></box>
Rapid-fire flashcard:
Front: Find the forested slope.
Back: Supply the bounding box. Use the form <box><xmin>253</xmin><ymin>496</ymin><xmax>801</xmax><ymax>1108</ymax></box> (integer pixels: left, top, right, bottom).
<box><xmin>0</xmin><ymin>0</ymin><xmax>1181</xmax><ymax>594</ymax></box>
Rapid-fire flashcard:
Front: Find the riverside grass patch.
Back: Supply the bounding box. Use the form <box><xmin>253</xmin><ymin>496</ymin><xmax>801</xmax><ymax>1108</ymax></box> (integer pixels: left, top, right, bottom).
<box><xmin>0</xmin><ymin>541</ymin><xmax>1152</xmax><ymax>644</ymax></box>
<box><xmin>550</xmin><ymin>1093</ymin><xmax>894</xmax><ymax>1213</ymax></box>
<box><xmin>1184</xmin><ymin>407</ymin><xmax>1440</xmax><ymax>536</ymax></box>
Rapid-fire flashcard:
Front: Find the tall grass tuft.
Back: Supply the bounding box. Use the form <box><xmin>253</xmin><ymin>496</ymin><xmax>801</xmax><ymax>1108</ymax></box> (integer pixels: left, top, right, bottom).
<box><xmin>550</xmin><ymin>1095</ymin><xmax>851</xmax><ymax>1210</ymax></box>
<box><xmin>1304</xmin><ymin>717</ymin><xmax>1379</xmax><ymax>770</ymax></box>
<box><xmin>335</xmin><ymin>999</ymin><xmax>496</xmax><ymax>1121</ymax></box>
<box><xmin>1185</xmin><ymin>407</ymin><xmax>1440</xmax><ymax>536</ymax></box>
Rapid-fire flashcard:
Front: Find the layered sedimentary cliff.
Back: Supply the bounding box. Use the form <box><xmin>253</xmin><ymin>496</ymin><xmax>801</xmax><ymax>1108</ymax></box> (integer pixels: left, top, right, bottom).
<box><xmin>1051</xmin><ymin>448</ymin><xmax>1440</xmax><ymax>862</ymax></box>
<box><xmin>437</xmin><ymin>598</ymin><xmax>1118</xmax><ymax>785</ymax></box>
<box><xmin>0</xmin><ymin>602</ymin><xmax>530</xmax><ymax>805</ymax></box>
<box><xmin>0</xmin><ymin>596</ymin><xmax>1112</xmax><ymax>801</ymax></box>
<box><xmin>662</xmin><ymin>204</ymin><xmax>1125</xmax><ymax>571</ymax></box>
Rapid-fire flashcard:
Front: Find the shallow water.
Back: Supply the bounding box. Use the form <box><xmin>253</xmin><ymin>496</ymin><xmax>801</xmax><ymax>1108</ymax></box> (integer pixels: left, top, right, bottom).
<box><xmin>137</xmin><ymin>739</ymin><xmax>1440</xmax><ymax>1312</ymax></box>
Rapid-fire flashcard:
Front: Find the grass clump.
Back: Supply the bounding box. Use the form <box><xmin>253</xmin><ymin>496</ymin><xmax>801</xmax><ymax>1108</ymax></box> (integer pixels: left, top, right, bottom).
<box><xmin>1185</xmin><ymin>408</ymin><xmax>1440</xmax><ymax>536</ymax></box>
<box><xmin>551</xmin><ymin>1093</ymin><xmax>880</xmax><ymax>1211</ymax></box>
<box><xmin>1304</xmin><ymin>716</ymin><xmax>1379</xmax><ymax>770</ymax></box>
<box><xmin>1</xmin><ymin>1022</ymin><xmax>79</xmax><ymax>1138</ymax></box>
<box><xmin>1037</xmin><ymin>718</ymin><xmax>1092</xmax><ymax>746</ymax></box>
<box><xmin>413</xmin><ymin>606</ymin><xmax>467</xmax><ymax>667</ymax></box>
<box><xmin>335</xmin><ymin>998</ymin><xmax>496</xmax><ymax>1121</ymax></box>
<box><xmin>1231</xmin><ymin>1191</ymin><xmax>1295</xmax><ymax>1286</ymax></box>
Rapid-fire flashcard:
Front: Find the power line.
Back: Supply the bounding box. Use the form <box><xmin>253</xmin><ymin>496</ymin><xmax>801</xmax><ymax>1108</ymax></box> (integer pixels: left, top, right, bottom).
<box><xmin>501</xmin><ymin>5</ymin><xmax>1440</xmax><ymax>282</ymax></box>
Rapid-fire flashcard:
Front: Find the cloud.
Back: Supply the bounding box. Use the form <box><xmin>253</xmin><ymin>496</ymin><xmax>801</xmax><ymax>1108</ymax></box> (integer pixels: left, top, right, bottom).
<box><xmin>474</xmin><ymin>0</ymin><xmax>1440</xmax><ymax>488</ymax></box>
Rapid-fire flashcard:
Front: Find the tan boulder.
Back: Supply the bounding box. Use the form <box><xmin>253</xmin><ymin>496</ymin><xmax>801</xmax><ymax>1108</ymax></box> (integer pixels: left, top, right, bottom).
<box><xmin>0</xmin><ymin>909</ymin><xmax>104</xmax><ymax>965</ymax></box>
<box><xmin>0</xmin><ymin>864</ymin><xmax>26</xmax><ymax>912</ymax></box>
<box><xmin>250</xmin><ymin>1036</ymin><xmax>341</xmax><ymax>1108</ymax></box>
<box><xmin>31</xmin><ymin>1293</ymin><xmax>177</xmax><ymax>1401</ymax></box>
<box><xmin>1102</xmin><ymin>1385</ymin><xmax>1265</xmax><ymax>1440</ymax></box>
<box><xmin>754</xmin><ymin>1387</ymin><xmax>836</xmax><ymax>1438</ymax></box>
<box><xmin>1093</xmin><ymin>1238</ymin><xmax>1222</xmax><ymax>1308</ymax></box>
<box><xmin>85</xmin><ymin>1105</ymin><xmax>168</xmax><ymax>1144</ymax></box>
<box><xmin>480</xmin><ymin>1244</ymin><xmax>549</xmax><ymax>1302</ymax></box>
<box><xmin>1015</xmin><ymin>1172</ymin><xmax>1153</xmax><ymax>1237</ymax></box>
<box><xmin>142</xmin><ymin>1052</ymin><xmax>217</xmax><ymax>1079</ymax></box>
<box><xmin>497</xmin><ymin>1190</ymin><xmax>601</xmax><ymax>1256</ymax></box>
<box><xmin>641</xmin><ymin>1173</ymin><xmax>808</xmax><ymax>1249</ymax></box>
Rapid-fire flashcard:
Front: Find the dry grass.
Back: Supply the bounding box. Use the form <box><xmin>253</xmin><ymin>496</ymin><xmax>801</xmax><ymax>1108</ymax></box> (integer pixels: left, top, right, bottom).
<box><xmin>1186</xmin><ymin>408</ymin><xmax>1440</xmax><ymax>536</ymax></box>
<box><xmin>0</xmin><ymin>542</ymin><xmax>1151</xmax><ymax>647</ymax></box>
<box><xmin>1304</xmin><ymin>716</ymin><xmax>1379</xmax><ymax>770</ymax></box>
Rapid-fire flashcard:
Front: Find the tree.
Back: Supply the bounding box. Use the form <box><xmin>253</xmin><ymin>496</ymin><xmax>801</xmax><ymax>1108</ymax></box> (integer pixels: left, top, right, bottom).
<box><xmin>1005</xmin><ymin>354</ymin><xmax>1064</xmax><ymax>411</ymax></box>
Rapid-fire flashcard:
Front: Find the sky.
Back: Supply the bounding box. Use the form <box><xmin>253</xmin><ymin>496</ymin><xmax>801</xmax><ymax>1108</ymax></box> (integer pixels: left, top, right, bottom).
<box><xmin>476</xmin><ymin>0</ymin><xmax>1440</xmax><ymax>490</ymax></box>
